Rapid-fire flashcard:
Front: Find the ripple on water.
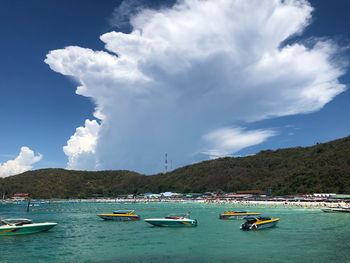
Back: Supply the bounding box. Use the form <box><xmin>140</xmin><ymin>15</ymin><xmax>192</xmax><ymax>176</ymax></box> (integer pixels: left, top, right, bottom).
<box><xmin>1</xmin><ymin>202</ymin><xmax>349</xmax><ymax>263</ymax></box>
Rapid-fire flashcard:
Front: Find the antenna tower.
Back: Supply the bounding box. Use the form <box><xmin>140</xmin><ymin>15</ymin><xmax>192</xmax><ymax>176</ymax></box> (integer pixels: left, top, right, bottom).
<box><xmin>165</xmin><ymin>153</ymin><xmax>168</xmax><ymax>173</ymax></box>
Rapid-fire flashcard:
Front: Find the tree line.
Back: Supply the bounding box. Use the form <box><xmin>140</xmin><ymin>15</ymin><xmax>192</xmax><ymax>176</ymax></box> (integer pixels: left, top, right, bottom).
<box><xmin>1</xmin><ymin>136</ymin><xmax>350</xmax><ymax>198</ymax></box>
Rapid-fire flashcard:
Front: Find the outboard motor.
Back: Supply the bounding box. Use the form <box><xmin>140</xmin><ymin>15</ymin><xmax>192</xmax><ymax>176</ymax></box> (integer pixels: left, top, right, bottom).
<box><xmin>241</xmin><ymin>222</ymin><xmax>250</xmax><ymax>231</ymax></box>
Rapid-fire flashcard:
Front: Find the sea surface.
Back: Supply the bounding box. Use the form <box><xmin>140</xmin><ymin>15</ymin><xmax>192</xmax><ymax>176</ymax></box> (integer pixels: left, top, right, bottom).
<box><xmin>1</xmin><ymin>201</ymin><xmax>349</xmax><ymax>263</ymax></box>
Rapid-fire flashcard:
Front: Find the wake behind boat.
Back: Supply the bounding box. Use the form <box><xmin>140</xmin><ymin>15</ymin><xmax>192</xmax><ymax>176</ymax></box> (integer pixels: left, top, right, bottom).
<box><xmin>0</xmin><ymin>218</ymin><xmax>57</xmax><ymax>236</ymax></box>
<box><xmin>97</xmin><ymin>210</ymin><xmax>141</xmax><ymax>221</ymax></box>
<box><xmin>219</xmin><ymin>211</ymin><xmax>261</xmax><ymax>220</ymax></box>
<box><xmin>241</xmin><ymin>216</ymin><xmax>279</xmax><ymax>231</ymax></box>
<box><xmin>144</xmin><ymin>213</ymin><xmax>198</xmax><ymax>227</ymax></box>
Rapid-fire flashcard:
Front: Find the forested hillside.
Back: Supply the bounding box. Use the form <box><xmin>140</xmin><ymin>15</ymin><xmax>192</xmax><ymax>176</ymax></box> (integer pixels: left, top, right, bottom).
<box><xmin>1</xmin><ymin>136</ymin><xmax>350</xmax><ymax>198</ymax></box>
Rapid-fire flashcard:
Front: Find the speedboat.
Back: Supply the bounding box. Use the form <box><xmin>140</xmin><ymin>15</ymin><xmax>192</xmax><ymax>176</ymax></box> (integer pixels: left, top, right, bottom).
<box><xmin>97</xmin><ymin>210</ymin><xmax>140</xmax><ymax>221</ymax></box>
<box><xmin>219</xmin><ymin>211</ymin><xmax>261</xmax><ymax>220</ymax></box>
<box><xmin>321</xmin><ymin>207</ymin><xmax>350</xmax><ymax>213</ymax></box>
<box><xmin>144</xmin><ymin>213</ymin><xmax>197</xmax><ymax>227</ymax></box>
<box><xmin>241</xmin><ymin>216</ymin><xmax>279</xmax><ymax>231</ymax></box>
<box><xmin>0</xmin><ymin>218</ymin><xmax>57</xmax><ymax>236</ymax></box>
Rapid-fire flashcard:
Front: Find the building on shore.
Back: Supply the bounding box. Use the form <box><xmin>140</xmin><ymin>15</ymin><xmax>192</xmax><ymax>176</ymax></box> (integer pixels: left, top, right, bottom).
<box><xmin>12</xmin><ymin>193</ymin><xmax>30</xmax><ymax>201</ymax></box>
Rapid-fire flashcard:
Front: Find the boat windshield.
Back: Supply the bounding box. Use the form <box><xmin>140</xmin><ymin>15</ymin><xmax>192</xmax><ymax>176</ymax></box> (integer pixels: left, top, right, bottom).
<box><xmin>113</xmin><ymin>210</ymin><xmax>134</xmax><ymax>214</ymax></box>
<box><xmin>1</xmin><ymin>218</ymin><xmax>32</xmax><ymax>226</ymax></box>
<box><xmin>247</xmin><ymin>218</ymin><xmax>257</xmax><ymax>223</ymax></box>
<box><xmin>165</xmin><ymin>213</ymin><xmax>190</xmax><ymax>219</ymax></box>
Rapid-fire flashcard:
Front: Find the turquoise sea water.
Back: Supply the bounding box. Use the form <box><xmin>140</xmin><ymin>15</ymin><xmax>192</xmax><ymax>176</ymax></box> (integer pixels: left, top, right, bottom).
<box><xmin>1</xmin><ymin>202</ymin><xmax>349</xmax><ymax>263</ymax></box>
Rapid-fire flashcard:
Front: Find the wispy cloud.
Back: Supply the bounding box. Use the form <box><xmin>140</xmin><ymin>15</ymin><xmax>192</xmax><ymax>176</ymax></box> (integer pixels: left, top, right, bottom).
<box><xmin>109</xmin><ymin>0</ymin><xmax>146</xmax><ymax>30</ymax></box>
<box><xmin>201</xmin><ymin>127</ymin><xmax>277</xmax><ymax>159</ymax></box>
<box><xmin>0</xmin><ymin>147</ymin><xmax>42</xmax><ymax>177</ymax></box>
<box><xmin>45</xmin><ymin>0</ymin><xmax>347</xmax><ymax>173</ymax></box>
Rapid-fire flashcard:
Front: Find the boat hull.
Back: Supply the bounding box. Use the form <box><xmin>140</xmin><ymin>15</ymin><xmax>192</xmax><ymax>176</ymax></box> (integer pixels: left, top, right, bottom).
<box><xmin>0</xmin><ymin>223</ymin><xmax>57</xmax><ymax>236</ymax></box>
<box><xmin>144</xmin><ymin>218</ymin><xmax>197</xmax><ymax>227</ymax></box>
<box><xmin>97</xmin><ymin>214</ymin><xmax>140</xmax><ymax>221</ymax></box>
<box><xmin>253</xmin><ymin>221</ymin><xmax>279</xmax><ymax>230</ymax></box>
<box><xmin>322</xmin><ymin>208</ymin><xmax>350</xmax><ymax>213</ymax></box>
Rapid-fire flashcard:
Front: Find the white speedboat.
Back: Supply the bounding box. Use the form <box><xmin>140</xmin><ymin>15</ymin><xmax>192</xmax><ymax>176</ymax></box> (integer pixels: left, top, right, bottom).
<box><xmin>321</xmin><ymin>207</ymin><xmax>350</xmax><ymax>213</ymax></box>
<box><xmin>144</xmin><ymin>213</ymin><xmax>197</xmax><ymax>227</ymax></box>
<box><xmin>0</xmin><ymin>218</ymin><xmax>57</xmax><ymax>236</ymax></box>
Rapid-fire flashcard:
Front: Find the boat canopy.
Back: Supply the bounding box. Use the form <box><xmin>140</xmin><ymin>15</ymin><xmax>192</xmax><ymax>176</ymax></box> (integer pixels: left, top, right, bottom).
<box><xmin>242</xmin><ymin>216</ymin><xmax>272</xmax><ymax>222</ymax></box>
<box><xmin>242</xmin><ymin>216</ymin><xmax>257</xmax><ymax>220</ymax></box>
<box><xmin>113</xmin><ymin>210</ymin><xmax>134</xmax><ymax>214</ymax></box>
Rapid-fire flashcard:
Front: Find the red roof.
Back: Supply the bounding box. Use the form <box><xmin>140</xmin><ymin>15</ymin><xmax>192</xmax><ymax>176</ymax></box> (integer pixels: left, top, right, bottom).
<box><xmin>13</xmin><ymin>193</ymin><xmax>30</xmax><ymax>197</ymax></box>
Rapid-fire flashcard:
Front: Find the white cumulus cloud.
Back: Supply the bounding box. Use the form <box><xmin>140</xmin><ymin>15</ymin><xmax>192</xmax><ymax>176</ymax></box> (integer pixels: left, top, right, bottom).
<box><xmin>0</xmin><ymin>147</ymin><xmax>42</xmax><ymax>177</ymax></box>
<box><xmin>45</xmin><ymin>0</ymin><xmax>347</xmax><ymax>174</ymax></box>
<box><xmin>63</xmin><ymin>119</ymin><xmax>100</xmax><ymax>170</ymax></box>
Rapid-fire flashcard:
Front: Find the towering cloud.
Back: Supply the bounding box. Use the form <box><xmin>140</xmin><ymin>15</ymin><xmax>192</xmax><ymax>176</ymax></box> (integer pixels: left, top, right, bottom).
<box><xmin>45</xmin><ymin>0</ymin><xmax>346</xmax><ymax>174</ymax></box>
<box><xmin>63</xmin><ymin>119</ymin><xmax>100</xmax><ymax>170</ymax></box>
<box><xmin>0</xmin><ymin>147</ymin><xmax>42</xmax><ymax>177</ymax></box>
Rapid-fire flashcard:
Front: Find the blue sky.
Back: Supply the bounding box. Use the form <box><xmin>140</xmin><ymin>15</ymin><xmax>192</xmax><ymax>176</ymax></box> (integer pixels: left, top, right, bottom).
<box><xmin>0</xmin><ymin>0</ymin><xmax>349</xmax><ymax>176</ymax></box>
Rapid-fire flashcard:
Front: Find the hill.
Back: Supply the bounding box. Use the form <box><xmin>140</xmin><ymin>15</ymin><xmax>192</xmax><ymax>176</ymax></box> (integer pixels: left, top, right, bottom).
<box><xmin>1</xmin><ymin>136</ymin><xmax>350</xmax><ymax>198</ymax></box>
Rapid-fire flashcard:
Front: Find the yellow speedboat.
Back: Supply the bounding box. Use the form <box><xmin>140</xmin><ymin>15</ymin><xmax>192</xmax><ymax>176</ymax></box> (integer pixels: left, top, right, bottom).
<box><xmin>97</xmin><ymin>210</ymin><xmax>140</xmax><ymax>221</ymax></box>
<box><xmin>241</xmin><ymin>216</ymin><xmax>279</xmax><ymax>231</ymax></box>
<box><xmin>219</xmin><ymin>211</ymin><xmax>261</xmax><ymax>220</ymax></box>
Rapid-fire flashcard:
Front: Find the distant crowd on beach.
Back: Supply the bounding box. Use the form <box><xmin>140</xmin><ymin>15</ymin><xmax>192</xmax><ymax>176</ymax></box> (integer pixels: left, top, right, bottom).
<box><xmin>2</xmin><ymin>191</ymin><xmax>349</xmax><ymax>209</ymax></box>
<box><xmin>3</xmin><ymin>197</ymin><xmax>348</xmax><ymax>209</ymax></box>
<box><xmin>203</xmin><ymin>199</ymin><xmax>349</xmax><ymax>209</ymax></box>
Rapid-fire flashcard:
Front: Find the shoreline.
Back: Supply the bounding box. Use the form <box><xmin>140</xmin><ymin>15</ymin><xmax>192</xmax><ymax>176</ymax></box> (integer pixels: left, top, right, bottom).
<box><xmin>1</xmin><ymin>198</ymin><xmax>349</xmax><ymax>209</ymax></box>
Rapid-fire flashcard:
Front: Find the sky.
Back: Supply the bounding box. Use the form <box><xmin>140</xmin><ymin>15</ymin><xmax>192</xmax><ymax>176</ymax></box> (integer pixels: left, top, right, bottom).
<box><xmin>0</xmin><ymin>0</ymin><xmax>349</xmax><ymax>177</ymax></box>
